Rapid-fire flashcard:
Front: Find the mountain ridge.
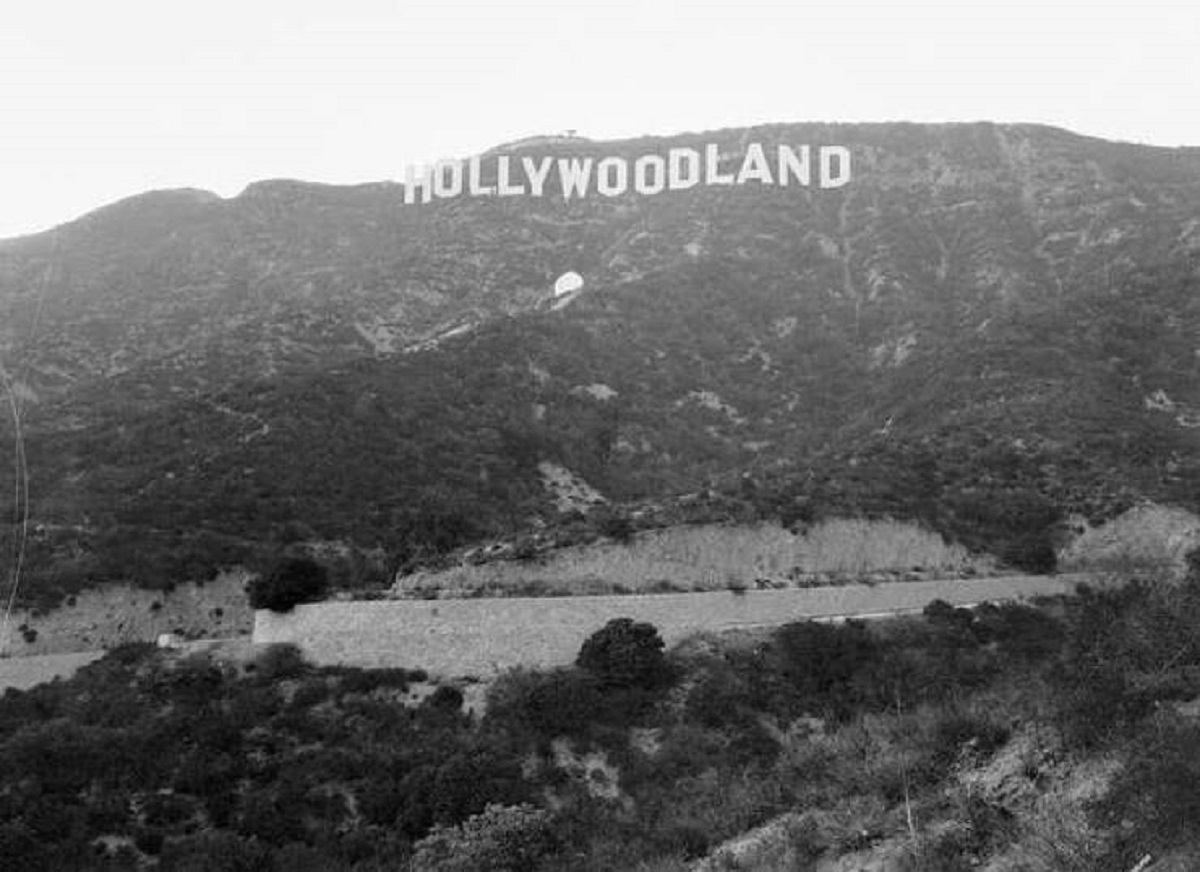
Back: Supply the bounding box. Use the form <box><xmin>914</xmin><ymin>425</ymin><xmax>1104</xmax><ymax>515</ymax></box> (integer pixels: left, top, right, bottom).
<box><xmin>0</xmin><ymin>120</ymin><xmax>1198</xmax><ymax>604</ymax></box>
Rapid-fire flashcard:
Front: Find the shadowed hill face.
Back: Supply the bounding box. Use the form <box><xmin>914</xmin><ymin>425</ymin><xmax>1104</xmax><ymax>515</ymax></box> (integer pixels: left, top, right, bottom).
<box><xmin>1</xmin><ymin>121</ymin><xmax>1199</xmax><ymax>600</ymax></box>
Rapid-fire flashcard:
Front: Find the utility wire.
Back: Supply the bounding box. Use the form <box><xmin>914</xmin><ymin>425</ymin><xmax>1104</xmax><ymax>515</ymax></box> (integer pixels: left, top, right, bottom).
<box><xmin>0</xmin><ymin>363</ymin><xmax>29</xmax><ymax>656</ymax></box>
<box><xmin>0</xmin><ymin>232</ymin><xmax>56</xmax><ymax>654</ymax></box>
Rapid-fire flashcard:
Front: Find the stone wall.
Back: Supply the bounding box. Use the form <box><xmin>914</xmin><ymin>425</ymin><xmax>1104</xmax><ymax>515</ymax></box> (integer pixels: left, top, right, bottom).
<box><xmin>254</xmin><ymin>574</ymin><xmax>1089</xmax><ymax>678</ymax></box>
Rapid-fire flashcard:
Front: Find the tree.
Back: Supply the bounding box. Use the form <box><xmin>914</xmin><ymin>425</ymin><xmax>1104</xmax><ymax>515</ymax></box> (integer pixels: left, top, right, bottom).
<box><xmin>576</xmin><ymin>618</ymin><xmax>667</xmax><ymax>690</ymax></box>
<box><xmin>247</xmin><ymin>557</ymin><xmax>328</xmax><ymax>612</ymax></box>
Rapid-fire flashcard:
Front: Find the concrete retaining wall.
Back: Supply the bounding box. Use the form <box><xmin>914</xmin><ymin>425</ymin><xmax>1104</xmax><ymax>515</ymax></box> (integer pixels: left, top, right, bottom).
<box><xmin>254</xmin><ymin>574</ymin><xmax>1091</xmax><ymax>677</ymax></box>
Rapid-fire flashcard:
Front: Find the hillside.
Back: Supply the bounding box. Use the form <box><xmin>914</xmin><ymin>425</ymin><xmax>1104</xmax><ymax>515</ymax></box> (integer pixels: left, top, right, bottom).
<box><xmin>1</xmin><ymin>121</ymin><xmax>1199</xmax><ymax>603</ymax></box>
<box><xmin>5</xmin><ymin>578</ymin><xmax>1200</xmax><ymax>869</ymax></box>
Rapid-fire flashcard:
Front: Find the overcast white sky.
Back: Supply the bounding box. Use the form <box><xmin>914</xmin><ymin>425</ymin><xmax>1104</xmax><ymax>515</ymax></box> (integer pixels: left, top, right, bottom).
<box><xmin>1</xmin><ymin>0</ymin><xmax>1197</xmax><ymax>239</ymax></box>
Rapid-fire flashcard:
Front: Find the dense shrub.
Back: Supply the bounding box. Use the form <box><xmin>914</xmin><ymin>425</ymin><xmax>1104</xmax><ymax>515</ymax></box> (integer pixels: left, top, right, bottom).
<box><xmin>331</xmin><ymin>665</ymin><xmax>421</xmax><ymax>695</ymax></box>
<box><xmin>511</xmin><ymin>537</ymin><xmax>539</xmax><ymax>561</ymax></box>
<box><xmin>247</xmin><ymin>557</ymin><xmax>329</xmax><ymax>612</ymax></box>
<box><xmin>112</xmin><ymin>638</ymin><xmax>161</xmax><ymax>662</ymax></box>
<box><xmin>942</xmin><ymin>487</ymin><xmax>1062</xmax><ymax>575</ymax></box>
<box><xmin>426</xmin><ymin>685</ymin><xmax>465</xmax><ymax>713</ymax></box>
<box><xmin>485</xmin><ymin>667</ymin><xmax>605</xmax><ymax>740</ymax></box>
<box><xmin>922</xmin><ymin>599</ymin><xmax>976</xmax><ymax>633</ymax></box>
<box><xmin>576</xmin><ymin>618</ymin><xmax>668</xmax><ymax>690</ymax></box>
<box><xmin>235</xmin><ymin>788</ymin><xmax>306</xmax><ymax>845</ymax></box>
<box><xmin>1050</xmin><ymin>579</ymin><xmax>1200</xmax><ymax>746</ymax></box>
<box><xmin>1095</xmin><ymin>722</ymin><xmax>1200</xmax><ymax>866</ymax></box>
<box><xmin>1051</xmin><ymin>580</ymin><xmax>1200</xmax><ymax>743</ymax></box>
<box><xmin>973</xmin><ymin>601</ymin><xmax>1065</xmax><ymax>660</ymax></box>
<box><xmin>1187</xmin><ymin>545</ymin><xmax>1200</xmax><ymax>581</ymax></box>
<box><xmin>929</xmin><ymin>711</ymin><xmax>1012</xmax><ymax>768</ymax></box>
<box><xmin>249</xmin><ymin>644</ymin><xmax>309</xmax><ymax>681</ymax></box>
<box><xmin>414</xmin><ymin>746</ymin><xmax>533</xmax><ymax>834</ymax></box>
<box><xmin>769</xmin><ymin>620</ymin><xmax>879</xmax><ymax>715</ymax></box>
<box><xmin>598</xmin><ymin>513</ymin><xmax>635</xmax><ymax>544</ymax></box>
<box><xmin>681</xmin><ymin>660</ymin><xmax>757</xmax><ymax>730</ymax></box>
<box><xmin>409</xmin><ymin>803</ymin><xmax>558</xmax><ymax>871</ymax></box>
<box><xmin>0</xmin><ymin>821</ymin><xmax>49</xmax><ymax>870</ymax></box>
<box><xmin>1000</xmin><ymin>534</ymin><xmax>1058</xmax><ymax>575</ymax></box>
<box><xmin>157</xmin><ymin>830</ymin><xmax>273</xmax><ymax>871</ymax></box>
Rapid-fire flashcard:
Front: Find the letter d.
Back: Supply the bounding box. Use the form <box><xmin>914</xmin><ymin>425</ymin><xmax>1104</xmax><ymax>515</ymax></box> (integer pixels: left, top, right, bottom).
<box><xmin>668</xmin><ymin>147</ymin><xmax>700</xmax><ymax>190</ymax></box>
<box><xmin>819</xmin><ymin>146</ymin><xmax>851</xmax><ymax>189</ymax></box>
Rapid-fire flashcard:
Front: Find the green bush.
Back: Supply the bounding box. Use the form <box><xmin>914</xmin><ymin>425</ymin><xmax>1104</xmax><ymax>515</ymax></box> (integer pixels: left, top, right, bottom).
<box><xmin>247</xmin><ymin>557</ymin><xmax>328</xmax><ymax>612</ymax></box>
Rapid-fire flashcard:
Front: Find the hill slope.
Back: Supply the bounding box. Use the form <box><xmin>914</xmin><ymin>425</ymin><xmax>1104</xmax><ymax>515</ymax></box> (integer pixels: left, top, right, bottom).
<box><xmin>1</xmin><ymin>121</ymin><xmax>1199</xmax><ymax>602</ymax></box>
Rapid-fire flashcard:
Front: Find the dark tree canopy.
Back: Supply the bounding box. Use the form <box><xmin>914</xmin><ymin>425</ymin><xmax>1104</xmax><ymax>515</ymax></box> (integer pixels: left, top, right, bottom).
<box><xmin>248</xmin><ymin>557</ymin><xmax>329</xmax><ymax>612</ymax></box>
<box><xmin>575</xmin><ymin>617</ymin><xmax>667</xmax><ymax>690</ymax></box>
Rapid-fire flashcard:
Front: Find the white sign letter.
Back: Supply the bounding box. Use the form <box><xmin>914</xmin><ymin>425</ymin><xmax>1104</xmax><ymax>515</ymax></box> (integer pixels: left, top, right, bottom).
<box><xmin>497</xmin><ymin>156</ymin><xmax>526</xmax><ymax>196</ymax></box>
<box><xmin>633</xmin><ymin>155</ymin><xmax>666</xmax><ymax>195</ymax></box>
<box><xmin>597</xmin><ymin>157</ymin><xmax>629</xmax><ymax>197</ymax></box>
<box><xmin>736</xmin><ymin>143</ymin><xmax>773</xmax><ymax>185</ymax></box>
<box><xmin>433</xmin><ymin>160</ymin><xmax>464</xmax><ymax>198</ymax></box>
<box><xmin>403</xmin><ymin>163</ymin><xmax>433</xmax><ymax>204</ymax></box>
<box><xmin>704</xmin><ymin>144</ymin><xmax>734</xmax><ymax>185</ymax></box>
<box><xmin>522</xmin><ymin>156</ymin><xmax>554</xmax><ymax>197</ymax></box>
<box><xmin>557</xmin><ymin>157</ymin><xmax>594</xmax><ymax>200</ymax></box>
<box><xmin>777</xmin><ymin>145</ymin><xmax>811</xmax><ymax>186</ymax></box>
<box><xmin>468</xmin><ymin>155</ymin><xmax>495</xmax><ymax>196</ymax></box>
<box><xmin>668</xmin><ymin>148</ymin><xmax>700</xmax><ymax>190</ymax></box>
<box><xmin>819</xmin><ymin>146</ymin><xmax>851</xmax><ymax>188</ymax></box>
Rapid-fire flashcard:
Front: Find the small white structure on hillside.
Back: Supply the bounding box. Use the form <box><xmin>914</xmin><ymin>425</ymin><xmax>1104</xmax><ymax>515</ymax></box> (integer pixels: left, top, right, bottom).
<box><xmin>553</xmin><ymin>271</ymin><xmax>584</xmax><ymax>297</ymax></box>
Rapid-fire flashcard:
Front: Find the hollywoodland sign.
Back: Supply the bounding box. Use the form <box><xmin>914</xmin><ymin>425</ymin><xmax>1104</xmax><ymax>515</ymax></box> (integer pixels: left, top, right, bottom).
<box><xmin>402</xmin><ymin>143</ymin><xmax>850</xmax><ymax>205</ymax></box>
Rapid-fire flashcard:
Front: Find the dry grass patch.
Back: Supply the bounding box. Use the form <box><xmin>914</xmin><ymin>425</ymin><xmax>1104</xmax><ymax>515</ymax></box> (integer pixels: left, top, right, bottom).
<box><xmin>395</xmin><ymin>520</ymin><xmax>993</xmax><ymax>598</ymax></box>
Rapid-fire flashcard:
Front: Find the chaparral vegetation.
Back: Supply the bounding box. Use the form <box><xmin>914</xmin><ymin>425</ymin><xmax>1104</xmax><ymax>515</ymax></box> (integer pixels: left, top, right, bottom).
<box><xmin>2</xmin><ymin>560</ymin><xmax>1200</xmax><ymax>870</ymax></box>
